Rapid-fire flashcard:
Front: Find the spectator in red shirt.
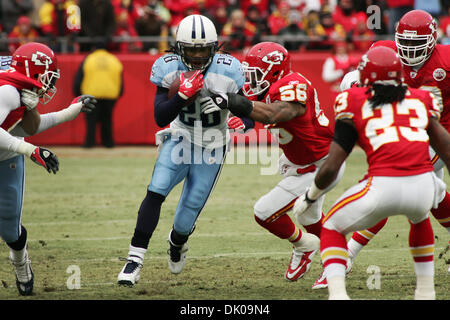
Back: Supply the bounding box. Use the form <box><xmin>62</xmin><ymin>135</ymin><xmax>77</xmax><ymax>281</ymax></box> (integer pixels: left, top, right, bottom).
<box><xmin>321</xmin><ymin>41</ymin><xmax>358</xmax><ymax>101</ymax></box>
<box><xmin>221</xmin><ymin>8</ymin><xmax>256</xmax><ymax>52</ymax></box>
<box><xmin>351</xmin><ymin>14</ymin><xmax>375</xmax><ymax>52</ymax></box>
<box><xmin>8</xmin><ymin>16</ymin><xmax>39</xmax><ymax>53</ymax></box>
<box><xmin>112</xmin><ymin>8</ymin><xmax>143</xmax><ymax>53</ymax></box>
<box><xmin>268</xmin><ymin>1</ymin><xmax>291</xmax><ymax>35</ymax></box>
<box><xmin>332</xmin><ymin>0</ymin><xmax>367</xmax><ymax>33</ymax></box>
<box><xmin>240</xmin><ymin>0</ymin><xmax>269</xmax><ymax>16</ymax></box>
<box><xmin>39</xmin><ymin>0</ymin><xmax>81</xmax><ymax>52</ymax></box>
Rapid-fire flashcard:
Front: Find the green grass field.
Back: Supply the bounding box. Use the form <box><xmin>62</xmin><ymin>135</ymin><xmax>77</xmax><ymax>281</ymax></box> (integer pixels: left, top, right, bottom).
<box><xmin>0</xmin><ymin>146</ymin><xmax>448</xmax><ymax>301</ymax></box>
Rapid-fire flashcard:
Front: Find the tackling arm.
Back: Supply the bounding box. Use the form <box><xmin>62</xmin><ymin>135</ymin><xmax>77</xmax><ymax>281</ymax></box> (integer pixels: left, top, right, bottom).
<box><xmin>249</xmin><ymin>100</ymin><xmax>305</xmax><ymax>124</ymax></box>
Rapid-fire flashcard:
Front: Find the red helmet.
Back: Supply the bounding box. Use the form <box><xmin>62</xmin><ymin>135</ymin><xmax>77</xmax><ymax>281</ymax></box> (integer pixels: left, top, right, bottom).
<box><xmin>395</xmin><ymin>10</ymin><xmax>437</xmax><ymax>66</ymax></box>
<box><xmin>11</xmin><ymin>42</ymin><xmax>60</xmax><ymax>104</ymax></box>
<box><xmin>370</xmin><ymin>40</ymin><xmax>397</xmax><ymax>51</ymax></box>
<box><xmin>358</xmin><ymin>46</ymin><xmax>403</xmax><ymax>86</ymax></box>
<box><xmin>242</xmin><ymin>42</ymin><xmax>291</xmax><ymax>97</ymax></box>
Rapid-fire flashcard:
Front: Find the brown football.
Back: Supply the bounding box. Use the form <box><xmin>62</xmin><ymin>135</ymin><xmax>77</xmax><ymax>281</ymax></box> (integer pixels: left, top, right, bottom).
<box><xmin>168</xmin><ymin>70</ymin><xmax>200</xmax><ymax>104</ymax></box>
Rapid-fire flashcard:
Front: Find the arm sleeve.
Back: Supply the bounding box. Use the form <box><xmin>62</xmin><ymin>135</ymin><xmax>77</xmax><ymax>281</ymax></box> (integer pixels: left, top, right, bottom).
<box><xmin>0</xmin><ymin>86</ymin><xmax>35</xmax><ymax>155</ymax></box>
<box><xmin>333</xmin><ymin>119</ymin><xmax>358</xmax><ymax>154</ymax></box>
<box><xmin>154</xmin><ymin>86</ymin><xmax>187</xmax><ymax>128</ymax></box>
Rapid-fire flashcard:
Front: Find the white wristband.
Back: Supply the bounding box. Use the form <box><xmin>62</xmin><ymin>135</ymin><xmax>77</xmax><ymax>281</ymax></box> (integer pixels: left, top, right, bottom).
<box><xmin>15</xmin><ymin>140</ymin><xmax>36</xmax><ymax>157</ymax></box>
<box><xmin>307</xmin><ymin>181</ymin><xmax>325</xmax><ymax>201</ymax></box>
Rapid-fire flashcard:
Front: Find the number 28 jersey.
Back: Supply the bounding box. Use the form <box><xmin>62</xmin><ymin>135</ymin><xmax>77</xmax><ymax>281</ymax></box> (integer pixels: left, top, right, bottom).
<box><xmin>334</xmin><ymin>87</ymin><xmax>441</xmax><ymax>177</ymax></box>
<box><xmin>265</xmin><ymin>72</ymin><xmax>333</xmax><ymax>166</ymax></box>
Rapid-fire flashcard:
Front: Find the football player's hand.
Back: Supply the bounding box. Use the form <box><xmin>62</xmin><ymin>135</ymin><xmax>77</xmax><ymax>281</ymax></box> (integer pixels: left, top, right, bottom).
<box><xmin>201</xmin><ymin>92</ymin><xmax>254</xmax><ymax>118</ymax></box>
<box><xmin>227</xmin><ymin>116</ymin><xmax>245</xmax><ymax>131</ymax></box>
<box><xmin>21</xmin><ymin>89</ymin><xmax>40</xmax><ymax>110</ymax></box>
<box><xmin>178</xmin><ymin>70</ymin><xmax>204</xmax><ymax>100</ymax></box>
<box><xmin>200</xmin><ymin>92</ymin><xmax>228</xmax><ymax>114</ymax></box>
<box><xmin>71</xmin><ymin>95</ymin><xmax>97</xmax><ymax>113</ymax></box>
<box><xmin>293</xmin><ymin>191</ymin><xmax>315</xmax><ymax>221</ymax></box>
<box><xmin>30</xmin><ymin>147</ymin><xmax>59</xmax><ymax>174</ymax></box>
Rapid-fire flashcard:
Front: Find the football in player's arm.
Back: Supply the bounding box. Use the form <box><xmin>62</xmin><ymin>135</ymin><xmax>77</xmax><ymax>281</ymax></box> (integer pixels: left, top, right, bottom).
<box><xmin>117</xmin><ymin>15</ymin><xmax>253</xmax><ymax>286</ymax></box>
<box><xmin>0</xmin><ymin>43</ymin><xmax>96</xmax><ymax>296</ymax></box>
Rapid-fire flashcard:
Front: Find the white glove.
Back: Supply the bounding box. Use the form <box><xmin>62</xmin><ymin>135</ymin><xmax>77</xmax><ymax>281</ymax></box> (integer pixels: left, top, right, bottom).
<box><xmin>199</xmin><ymin>92</ymin><xmax>228</xmax><ymax>114</ymax></box>
<box><xmin>21</xmin><ymin>89</ymin><xmax>40</xmax><ymax>110</ymax></box>
<box><xmin>293</xmin><ymin>191</ymin><xmax>315</xmax><ymax>221</ymax></box>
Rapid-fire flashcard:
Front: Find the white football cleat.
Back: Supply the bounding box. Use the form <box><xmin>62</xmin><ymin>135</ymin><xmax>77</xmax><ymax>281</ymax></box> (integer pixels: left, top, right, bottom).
<box><xmin>312</xmin><ymin>270</ymin><xmax>327</xmax><ymax>289</ymax></box>
<box><xmin>10</xmin><ymin>251</ymin><xmax>34</xmax><ymax>296</ymax></box>
<box><xmin>168</xmin><ymin>236</ymin><xmax>189</xmax><ymax>274</ymax></box>
<box><xmin>117</xmin><ymin>256</ymin><xmax>143</xmax><ymax>286</ymax></box>
<box><xmin>285</xmin><ymin>232</ymin><xmax>320</xmax><ymax>281</ymax></box>
<box><xmin>285</xmin><ymin>248</ymin><xmax>317</xmax><ymax>281</ymax></box>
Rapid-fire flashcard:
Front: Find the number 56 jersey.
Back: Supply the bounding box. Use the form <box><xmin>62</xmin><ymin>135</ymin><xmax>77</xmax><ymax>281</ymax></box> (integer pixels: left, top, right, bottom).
<box><xmin>265</xmin><ymin>72</ymin><xmax>333</xmax><ymax>166</ymax></box>
<box><xmin>334</xmin><ymin>87</ymin><xmax>441</xmax><ymax>177</ymax></box>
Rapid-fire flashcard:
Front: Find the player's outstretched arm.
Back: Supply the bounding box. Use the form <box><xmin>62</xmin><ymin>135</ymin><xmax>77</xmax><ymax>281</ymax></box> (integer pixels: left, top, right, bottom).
<box><xmin>13</xmin><ymin>93</ymin><xmax>97</xmax><ymax>137</ymax></box>
<box><xmin>428</xmin><ymin>117</ymin><xmax>450</xmax><ymax>173</ymax></box>
<box><xmin>0</xmin><ymin>127</ymin><xmax>59</xmax><ymax>173</ymax></box>
<box><xmin>249</xmin><ymin>101</ymin><xmax>305</xmax><ymax>124</ymax></box>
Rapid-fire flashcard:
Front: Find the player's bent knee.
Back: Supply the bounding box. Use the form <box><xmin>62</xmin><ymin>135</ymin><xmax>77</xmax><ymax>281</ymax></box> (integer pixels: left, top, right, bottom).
<box><xmin>253</xmin><ymin>199</ymin><xmax>272</xmax><ymax>221</ymax></box>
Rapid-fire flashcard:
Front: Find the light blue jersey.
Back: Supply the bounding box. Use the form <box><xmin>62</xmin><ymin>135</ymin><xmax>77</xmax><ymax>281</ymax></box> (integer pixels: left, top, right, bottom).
<box><xmin>0</xmin><ymin>56</ymin><xmax>12</xmax><ymax>70</ymax></box>
<box><xmin>150</xmin><ymin>53</ymin><xmax>244</xmax><ymax>148</ymax></box>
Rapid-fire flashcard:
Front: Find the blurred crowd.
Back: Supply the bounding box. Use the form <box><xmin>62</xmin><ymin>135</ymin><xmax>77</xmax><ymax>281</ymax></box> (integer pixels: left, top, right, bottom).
<box><xmin>1</xmin><ymin>0</ymin><xmax>450</xmax><ymax>55</ymax></box>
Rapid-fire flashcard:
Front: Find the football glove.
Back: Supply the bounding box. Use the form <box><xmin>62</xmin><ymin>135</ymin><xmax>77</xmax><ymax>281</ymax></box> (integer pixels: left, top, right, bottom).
<box><xmin>227</xmin><ymin>116</ymin><xmax>246</xmax><ymax>131</ymax></box>
<box><xmin>293</xmin><ymin>190</ymin><xmax>316</xmax><ymax>220</ymax></box>
<box><xmin>71</xmin><ymin>95</ymin><xmax>97</xmax><ymax>113</ymax></box>
<box><xmin>21</xmin><ymin>89</ymin><xmax>40</xmax><ymax>111</ymax></box>
<box><xmin>178</xmin><ymin>70</ymin><xmax>204</xmax><ymax>100</ymax></box>
<box><xmin>200</xmin><ymin>92</ymin><xmax>253</xmax><ymax>118</ymax></box>
<box><xmin>30</xmin><ymin>147</ymin><xmax>59</xmax><ymax>174</ymax></box>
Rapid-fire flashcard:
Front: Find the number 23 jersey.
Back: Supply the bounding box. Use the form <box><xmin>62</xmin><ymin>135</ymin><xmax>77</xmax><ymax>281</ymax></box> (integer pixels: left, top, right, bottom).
<box><xmin>265</xmin><ymin>72</ymin><xmax>333</xmax><ymax>166</ymax></box>
<box><xmin>335</xmin><ymin>87</ymin><xmax>441</xmax><ymax>177</ymax></box>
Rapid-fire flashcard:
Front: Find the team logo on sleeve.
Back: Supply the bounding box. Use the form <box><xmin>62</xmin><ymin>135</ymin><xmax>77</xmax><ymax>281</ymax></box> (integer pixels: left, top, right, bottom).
<box><xmin>432</xmin><ymin>68</ymin><xmax>446</xmax><ymax>81</ymax></box>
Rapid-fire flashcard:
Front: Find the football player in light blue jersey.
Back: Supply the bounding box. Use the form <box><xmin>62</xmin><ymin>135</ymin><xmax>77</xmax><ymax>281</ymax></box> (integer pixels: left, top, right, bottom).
<box><xmin>0</xmin><ymin>56</ymin><xmax>12</xmax><ymax>70</ymax></box>
<box><xmin>118</xmin><ymin>14</ymin><xmax>254</xmax><ymax>286</ymax></box>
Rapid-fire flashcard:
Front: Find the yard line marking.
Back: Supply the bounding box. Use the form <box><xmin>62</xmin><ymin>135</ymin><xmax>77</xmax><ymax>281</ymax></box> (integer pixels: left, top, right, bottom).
<box><xmin>28</xmin><ymin>232</ymin><xmax>269</xmax><ymax>242</ymax></box>
<box><xmin>26</xmin><ymin>246</ymin><xmax>447</xmax><ymax>264</ymax></box>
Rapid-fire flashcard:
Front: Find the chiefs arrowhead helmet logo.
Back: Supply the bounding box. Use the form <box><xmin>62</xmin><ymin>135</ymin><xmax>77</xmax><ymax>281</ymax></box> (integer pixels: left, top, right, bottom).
<box><xmin>262</xmin><ymin>50</ymin><xmax>284</xmax><ymax>65</ymax></box>
<box><xmin>31</xmin><ymin>51</ymin><xmax>52</xmax><ymax>66</ymax></box>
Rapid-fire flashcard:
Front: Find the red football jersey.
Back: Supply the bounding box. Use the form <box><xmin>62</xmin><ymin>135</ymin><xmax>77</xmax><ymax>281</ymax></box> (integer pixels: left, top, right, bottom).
<box><xmin>334</xmin><ymin>87</ymin><xmax>440</xmax><ymax>177</ymax></box>
<box><xmin>0</xmin><ymin>69</ymin><xmax>41</xmax><ymax>131</ymax></box>
<box><xmin>380</xmin><ymin>41</ymin><xmax>450</xmax><ymax>131</ymax></box>
<box><xmin>265</xmin><ymin>72</ymin><xmax>333</xmax><ymax>166</ymax></box>
<box><xmin>402</xmin><ymin>44</ymin><xmax>450</xmax><ymax>131</ymax></box>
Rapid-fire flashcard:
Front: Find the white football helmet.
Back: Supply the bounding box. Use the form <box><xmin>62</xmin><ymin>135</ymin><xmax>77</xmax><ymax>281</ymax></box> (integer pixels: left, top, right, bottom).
<box><xmin>175</xmin><ymin>15</ymin><xmax>218</xmax><ymax>71</ymax></box>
